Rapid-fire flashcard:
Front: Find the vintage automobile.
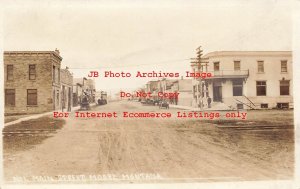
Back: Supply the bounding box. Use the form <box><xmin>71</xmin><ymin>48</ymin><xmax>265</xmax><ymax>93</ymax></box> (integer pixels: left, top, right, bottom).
<box><xmin>80</xmin><ymin>95</ymin><xmax>90</xmax><ymax>110</ymax></box>
<box><xmin>159</xmin><ymin>101</ymin><xmax>169</xmax><ymax>109</ymax></box>
<box><xmin>96</xmin><ymin>91</ymin><xmax>108</xmax><ymax>105</ymax></box>
<box><xmin>97</xmin><ymin>98</ymin><xmax>107</xmax><ymax>105</ymax></box>
<box><xmin>141</xmin><ymin>99</ymin><xmax>152</xmax><ymax>105</ymax></box>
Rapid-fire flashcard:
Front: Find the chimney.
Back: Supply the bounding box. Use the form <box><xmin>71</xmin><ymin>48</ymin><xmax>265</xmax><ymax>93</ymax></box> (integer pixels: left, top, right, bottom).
<box><xmin>55</xmin><ymin>48</ymin><xmax>60</xmax><ymax>55</ymax></box>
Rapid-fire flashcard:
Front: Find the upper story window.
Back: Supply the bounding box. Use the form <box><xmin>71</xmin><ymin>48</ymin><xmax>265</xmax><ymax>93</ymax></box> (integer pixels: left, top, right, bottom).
<box><xmin>7</xmin><ymin>65</ymin><xmax>13</xmax><ymax>81</ymax></box>
<box><xmin>29</xmin><ymin>64</ymin><xmax>36</xmax><ymax>80</ymax></box>
<box><xmin>234</xmin><ymin>61</ymin><xmax>241</xmax><ymax>71</ymax></box>
<box><xmin>58</xmin><ymin>68</ymin><xmax>60</xmax><ymax>82</ymax></box>
<box><xmin>214</xmin><ymin>62</ymin><xmax>220</xmax><ymax>71</ymax></box>
<box><xmin>281</xmin><ymin>60</ymin><xmax>287</xmax><ymax>73</ymax></box>
<box><xmin>53</xmin><ymin>66</ymin><xmax>55</xmax><ymax>82</ymax></box>
<box><xmin>257</xmin><ymin>61</ymin><xmax>264</xmax><ymax>73</ymax></box>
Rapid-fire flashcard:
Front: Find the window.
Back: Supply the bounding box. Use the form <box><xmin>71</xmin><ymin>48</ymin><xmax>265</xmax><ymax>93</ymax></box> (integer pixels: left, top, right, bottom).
<box><xmin>5</xmin><ymin>89</ymin><xmax>15</xmax><ymax>106</ymax></box>
<box><xmin>29</xmin><ymin>65</ymin><xmax>36</xmax><ymax>80</ymax></box>
<box><xmin>58</xmin><ymin>68</ymin><xmax>60</xmax><ymax>82</ymax></box>
<box><xmin>214</xmin><ymin>62</ymin><xmax>220</xmax><ymax>71</ymax></box>
<box><xmin>27</xmin><ymin>89</ymin><xmax>37</xmax><ymax>105</ymax></box>
<box><xmin>234</xmin><ymin>61</ymin><xmax>241</xmax><ymax>71</ymax></box>
<box><xmin>280</xmin><ymin>80</ymin><xmax>289</xmax><ymax>95</ymax></box>
<box><xmin>232</xmin><ymin>80</ymin><xmax>243</xmax><ymax>96</ymax></box>
<box><xmin>257</xmin><ymin>61</ymin><xmax>264</xmax><ymax>73</ymax></box>
<box><xmin>281</xmin><ymin>60</ymin><xmax>287</xmax><ymax>72</ymax></box>
<box><xmin>256</xmin><ymin>81</ymin><xmax>266</xmax><ymax>96</ymax></box>
<box><xmin>7</xmin><ymin>65</ymin><xmax>13</xmax><ymax>81</ymax></box>
<box><xmin>237</xmin><ymin>104</ymin><xmax>243</xmax><ymax>110</ymax></box>
<box><xmin>53</xmin><ymin>66</ymin><xmax>55</xmax><ymax>82</ymax></box>
<box><xmin>261</xmin><ymin>104</ymin><xmax>268</xmax><ymax>108</ymax></box>
<box><xmin>62</xmin><ymin>85</ymin><xmax>66</xmax><ymax>109</ymax></box>
<box><xmin>277</xmin><ymin>103</ymin><xmax>289</xmax><ymax>109</ymax></box>
<box><xmin>56</xmin><ymin>90</ymin><xmax>59</xmax><ymax>105</ymax></box>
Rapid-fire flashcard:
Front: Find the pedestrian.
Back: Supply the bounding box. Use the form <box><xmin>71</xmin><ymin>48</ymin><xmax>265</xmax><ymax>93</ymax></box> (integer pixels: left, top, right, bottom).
<box><xmin>208</xmin><ymin>96</ymin><xmax>212</xmax><ymax>108</ymax></box>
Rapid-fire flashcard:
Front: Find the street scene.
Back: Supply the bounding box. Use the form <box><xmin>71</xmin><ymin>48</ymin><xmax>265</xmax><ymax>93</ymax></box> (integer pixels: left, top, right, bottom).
<box><xmin>3</xmin><ymin>100</ymin><xmax>294</xmax><ymax>183</ymax></box>
<box><xmin>2</xmin><ymin>0</ymin><xmax>296</xmax><ymax>188</ymax></box>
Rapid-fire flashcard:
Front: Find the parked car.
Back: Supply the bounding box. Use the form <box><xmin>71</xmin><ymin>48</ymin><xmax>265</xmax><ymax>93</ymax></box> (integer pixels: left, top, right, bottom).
<box><xmin>97</xmin><ymin>98</ymin><xmax>107</xmax><ymax>105</ymax></box>
<box><xmin>141</xmin><ymin>99</ymin><xmax>154</xmax><ymax>105</ymax></box>
<box><xmin>153</xmin><ymin>99</ymin><xmax>161</xmax><ymax>106</ymax></box>
<box><xmin>159</xmin><ymin>101</ymin><xmax>169</xmax><ymax>109</ymax></box>
<box><xmin>80</xmin><ymin>95</ymin><xmax>90</xmax><ymax>110</ymax></box>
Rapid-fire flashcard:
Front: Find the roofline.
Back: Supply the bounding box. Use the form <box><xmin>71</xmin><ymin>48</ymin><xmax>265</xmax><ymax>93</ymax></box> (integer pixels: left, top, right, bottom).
<box><xmin>4</xmin><ymin>51</ymin><xmax>63</xmax><ymax>60</ymax></box>
<box><xmin>203</xmin><ymin>51</ymin><xmax>292</xmax><ymax>58</ymax></box>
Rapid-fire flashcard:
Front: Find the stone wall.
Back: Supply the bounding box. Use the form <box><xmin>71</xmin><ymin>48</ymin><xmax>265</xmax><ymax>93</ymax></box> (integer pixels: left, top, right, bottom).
<box><xmin>4</xmin><ymin>51</ymin><xmax>62</xmax><ymax>115</ymax></box>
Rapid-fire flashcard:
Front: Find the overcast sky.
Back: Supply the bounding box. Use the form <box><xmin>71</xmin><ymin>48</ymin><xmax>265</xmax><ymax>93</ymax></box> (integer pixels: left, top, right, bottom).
<box><xmin>3</xmin><ymin>0</ymin><xmax>293</xmax><ymax>95</ymax></box>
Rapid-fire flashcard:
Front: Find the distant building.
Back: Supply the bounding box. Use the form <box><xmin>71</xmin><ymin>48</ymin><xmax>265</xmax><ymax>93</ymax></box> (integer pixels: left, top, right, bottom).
<box><xmin>171</xmin><ymin>79</ymin><xmax>193</xmax><ymax>106</ymax></box>
<box><xmin>72</xmin><ymin>78</ymin><xmax>96</xmax><ymax>105</ymax></box>
<box><xmin>146</xmin><ymin>80</ymin><xmax>160</xmax><ymax>100</ymax></box>
<box><xmin>84</xmin><ymin>79</ymin><xmax>96</xmax><ymax>103</ymax></box>
<box><xmin>144</xmin><ymin>78</ymin><xmax>192</xmax><ymax>106</ymax></box>
<box><xmin>4</xmin><ymin>50</ymin><xmax>70</xmax><ymax>115</ymax></box>
<box><xmin>191</xmin><ymin>51</ymin><xmax>293</xmax><ymax>109</ymax></box>
<box><xmin>60</xmin><ymin>67</ymin><xmax>73</xmax><ymax>111</ymax></box>
<box><xmin>72</xmin><ymin>81</ymin><xmax>83</xmax><ymax>107</ymax></box>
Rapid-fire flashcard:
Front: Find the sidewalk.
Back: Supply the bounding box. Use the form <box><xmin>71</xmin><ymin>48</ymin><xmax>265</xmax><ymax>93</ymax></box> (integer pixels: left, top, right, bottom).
<box><xmin>169</xmin><ymin>104</ymin><xmax>199</xmax><ymax>111</ymax></box>
<box><xmin>169</xmin><ymin>104</ymin><xmax>232</xmax><ymax>111</ymax></box>
<box><xmin>4</xmin><ymin>104</ymin><xmax>96</xmax><ymax>127</ymax></box>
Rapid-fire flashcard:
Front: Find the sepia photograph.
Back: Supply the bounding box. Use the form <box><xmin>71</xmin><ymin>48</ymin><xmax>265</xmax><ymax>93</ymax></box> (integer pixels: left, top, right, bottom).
<box><xmin>1</xmin><ymin>0</ymin><xmax>299</xmax><ymax>188</ymax></box>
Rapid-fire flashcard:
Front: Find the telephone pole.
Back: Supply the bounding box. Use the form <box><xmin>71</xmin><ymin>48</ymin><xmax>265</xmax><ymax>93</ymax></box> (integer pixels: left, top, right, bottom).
<box><xmin>191</xmin><ymin>46</ymin><xmax>209</xmax><ymax>110</ymax></box>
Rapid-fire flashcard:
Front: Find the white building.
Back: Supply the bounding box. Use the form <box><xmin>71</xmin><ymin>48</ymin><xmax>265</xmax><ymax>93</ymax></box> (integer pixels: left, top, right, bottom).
<box><xmin>192</xmin><ymin>51</ymin><xmax>293</xmax><ymax>110</ymax></box>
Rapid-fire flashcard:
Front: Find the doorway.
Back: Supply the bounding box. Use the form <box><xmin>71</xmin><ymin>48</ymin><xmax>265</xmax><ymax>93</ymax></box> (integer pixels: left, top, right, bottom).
<box><xmin>213</xmin><ymin>82</ymin><xmax>222</xmax><ymax>102</ymax></box>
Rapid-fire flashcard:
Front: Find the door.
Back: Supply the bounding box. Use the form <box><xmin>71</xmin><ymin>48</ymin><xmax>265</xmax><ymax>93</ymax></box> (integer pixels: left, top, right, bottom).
<box><xmin>213</xmin><ymin>84</ymin><xmax>222</xmax><ymax>102</ymax></box>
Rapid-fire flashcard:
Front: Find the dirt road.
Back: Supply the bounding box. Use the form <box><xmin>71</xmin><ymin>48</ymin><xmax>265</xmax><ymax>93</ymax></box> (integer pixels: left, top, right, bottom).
<box><xmin>3</xmin><ymin>101</ymin><xmax>294</xmax><ymax>183</ymax></box>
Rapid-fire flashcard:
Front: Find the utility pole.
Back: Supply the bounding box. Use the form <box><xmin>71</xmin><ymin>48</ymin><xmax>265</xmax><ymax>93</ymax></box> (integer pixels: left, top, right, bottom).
<box><xmin>191</xmin><ymin>46</ymin><xmax>209</xmax><ymax>110</ymax></box>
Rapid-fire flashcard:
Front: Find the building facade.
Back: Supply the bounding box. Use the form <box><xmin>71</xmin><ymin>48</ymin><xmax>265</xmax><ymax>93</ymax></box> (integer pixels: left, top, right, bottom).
<box><xmin>60</xmin><ymin>68</ymin><xmax>73</xmax><ymax>111</ymax></box>
<box><xmin>73</xmin><ymin>82</ymin><xmax>83</xmax><ymax>107</ymax></box>
<box><xmin>84</xmin><ymin>79</ymin><xmax>96</xmax><ymax>103</ymax></box>
<box><xmin>171</xmin><ymin>79</ymin><xmax>193</xmax><ymax>107</ymax></box>
<box><xmin>191</xmin><ymin>51</ymin><xmax>293</xmax><ymax>110</ymax></box>
<box><xmin>72</xmin><ymin>78</ymin><xmax>96</xmax><ymax>105</ymax></box>
<box><xmin>4</xmin><ymin>50</ymin><xmax>73</xmax><ymax>115</ymax></box>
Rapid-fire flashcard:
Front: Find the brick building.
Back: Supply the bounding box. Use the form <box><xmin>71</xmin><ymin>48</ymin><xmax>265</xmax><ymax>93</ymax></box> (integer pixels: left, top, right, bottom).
<box><xmin>4</xmin><ymin>50</ymin><xmax>68</xmax><ymax>115</ymax></box>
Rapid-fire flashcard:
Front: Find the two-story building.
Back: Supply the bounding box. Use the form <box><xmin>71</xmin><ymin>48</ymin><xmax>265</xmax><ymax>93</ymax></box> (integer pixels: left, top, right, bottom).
<box><xmin>191</xmin><ymin>51</ymin><xmax>293</xmax><ymax>110</ymax></box>
<box><xmin>4</xmin><ymin>50</ymin><xmax>73</xmax><ymax>115</ymax></box>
